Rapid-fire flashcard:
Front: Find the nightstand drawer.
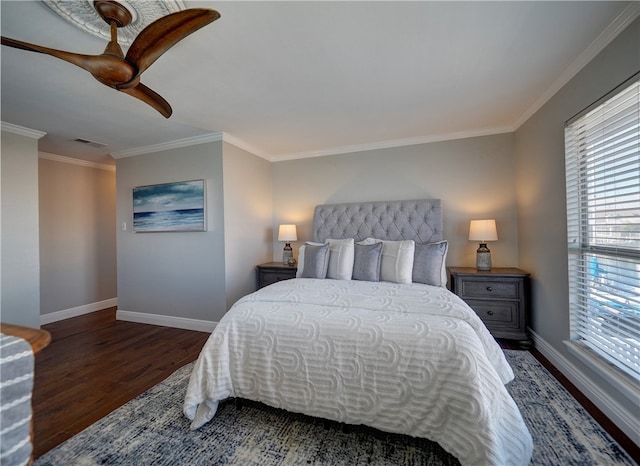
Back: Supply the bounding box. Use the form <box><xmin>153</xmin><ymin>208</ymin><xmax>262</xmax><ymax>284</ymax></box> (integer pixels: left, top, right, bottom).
<box><xmin>460</xmin><ymin>280</ymin><xmax>519</xmax><ymax>299</ymax></box>
<box><xmin>260</xmin><ymin>271</ymin><xmax>295</xmax><ymax>287</ymax></box>
<box><xmin>256</xmin><ymin>262</ymin><xmax>297</xmax><ymax>289</ymax></box>
<box><xmin>465</xmin><ymin>300</ymin><xmax>520</xmax><ymax>327</ymax></box>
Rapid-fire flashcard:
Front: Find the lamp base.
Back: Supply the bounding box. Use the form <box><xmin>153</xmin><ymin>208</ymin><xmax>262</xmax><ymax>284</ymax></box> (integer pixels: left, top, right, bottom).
<box><xmin>476</xmin><ymin>243</ymin><xmax>492</xmax><ymax>271</ymax></box>
<box><xmin>282</xmin><ymin>243</ymin><xmax>293</xmax><ymax>265</ymax></box>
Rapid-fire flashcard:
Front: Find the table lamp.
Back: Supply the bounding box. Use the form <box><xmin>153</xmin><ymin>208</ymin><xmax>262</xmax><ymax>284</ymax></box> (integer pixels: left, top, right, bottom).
<box><xmin>278</xmin><ymin>224</ymin><xmax>297</xmax><ymax>265</ymax></box>
<box><xmin>469</xmin><ymin>219</ymin><xmax>497</xmax><ymax>271</ymax></box>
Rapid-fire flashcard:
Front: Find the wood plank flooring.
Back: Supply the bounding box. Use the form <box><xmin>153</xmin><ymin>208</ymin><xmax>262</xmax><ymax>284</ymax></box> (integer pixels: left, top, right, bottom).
<box><xmin>32</xmin><ymin>307</ymin><xmax>209</xmax><ymax>458</ymax></box>
<box><xmin>32</xmin><ymin>308</ymin><xmax>638</xmax><ymax>462</ymax></box>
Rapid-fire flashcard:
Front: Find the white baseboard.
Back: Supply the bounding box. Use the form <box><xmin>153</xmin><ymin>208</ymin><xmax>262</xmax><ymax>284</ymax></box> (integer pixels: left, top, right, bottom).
<box><xmin>40</xmin><ymin>298</ymin><xmax>118</xmax><ymax>325</ymax></box>
<box><xmin>116</xmin><ymin>310</ymin><xmax>216</xmax><ymax>333</ymax></box>
<box><xmin>531</xmin><ymin>330</ymin><xmax>640</xmax><ymax>446</ymax></box>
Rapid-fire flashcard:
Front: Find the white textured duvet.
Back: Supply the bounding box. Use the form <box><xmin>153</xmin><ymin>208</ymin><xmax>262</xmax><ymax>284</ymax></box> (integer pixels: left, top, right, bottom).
<box><xmin>184</xmin><ymin>279</ymin><xmax>533</xmax><ymax>466</ymax></box>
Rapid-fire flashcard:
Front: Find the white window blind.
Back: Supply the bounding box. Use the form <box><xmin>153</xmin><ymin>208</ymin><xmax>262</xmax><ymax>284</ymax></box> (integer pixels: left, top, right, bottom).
<box><xmin>565</xmin><ymin>74</ymin><xmax>640</xmax><ymax>382</ymax></box>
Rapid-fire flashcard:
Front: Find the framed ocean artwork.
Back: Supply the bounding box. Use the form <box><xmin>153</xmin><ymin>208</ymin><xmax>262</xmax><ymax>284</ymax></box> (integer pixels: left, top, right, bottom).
<box><xmin>133</xmin><ymin>180</ymin><xmax>206</xmax><ymax>232</ymax></box>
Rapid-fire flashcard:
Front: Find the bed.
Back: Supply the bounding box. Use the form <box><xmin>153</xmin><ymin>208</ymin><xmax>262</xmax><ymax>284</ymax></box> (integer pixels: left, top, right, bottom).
<box><xmin>184</xmin><ymin>199</ymin><xmax>533</xmax><ymax>466</ymax></box>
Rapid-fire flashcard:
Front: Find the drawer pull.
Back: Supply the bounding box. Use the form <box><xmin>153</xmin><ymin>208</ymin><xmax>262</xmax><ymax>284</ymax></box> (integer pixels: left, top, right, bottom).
<box><xmin>486</xmin><ymin>286</ymin><xmax>493</xmax><ymax>292</ymax></box>
<box><xmin>487</xmin><ymin>310</ymin><xmax>494</xmax><ymax>316</ymax></box>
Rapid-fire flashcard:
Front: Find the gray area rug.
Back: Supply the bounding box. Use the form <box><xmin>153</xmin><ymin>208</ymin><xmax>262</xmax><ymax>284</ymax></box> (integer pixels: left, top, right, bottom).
<box><xmin>36</xmin><ymin>350</ymin><xmax>635</xmax><ymax>465</ymax></box>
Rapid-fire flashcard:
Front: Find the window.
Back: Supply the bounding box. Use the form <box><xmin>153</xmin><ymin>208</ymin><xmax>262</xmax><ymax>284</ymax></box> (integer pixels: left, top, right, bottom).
<box><xmin>565</xmin><ymin>73</ymin><xmax>639</xmax><ymax>383</ymax></box>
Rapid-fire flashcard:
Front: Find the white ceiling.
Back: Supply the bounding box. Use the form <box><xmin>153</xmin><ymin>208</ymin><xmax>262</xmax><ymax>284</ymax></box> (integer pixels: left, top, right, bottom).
<box><xmin>1</xmin><ymin>1</ymin><xmax>638</xmax><ymax>166</ymax></box>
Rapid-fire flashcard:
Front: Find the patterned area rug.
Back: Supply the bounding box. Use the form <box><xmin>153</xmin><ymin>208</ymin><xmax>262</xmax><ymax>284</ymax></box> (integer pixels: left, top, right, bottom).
<box><xmin>35</xmin><ymin>350</ymin><xmax>635</xmax><ymax>466</ymax></box>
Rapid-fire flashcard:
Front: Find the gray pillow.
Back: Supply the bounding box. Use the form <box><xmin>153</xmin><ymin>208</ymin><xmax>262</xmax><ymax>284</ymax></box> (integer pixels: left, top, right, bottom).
<box><xmin>352</xmin><ymin>242</ymin><xmax>383</xmax><ymax>281</ymax></box>
<box><xmin>301</xmin><ymin>243</ymin><xmax>330</xmax><ymax>279</ymax></box>
<box><xmin>412</xmin><ymin>240</ymin><xmax>448</xmax><ymax>287</ymax></box>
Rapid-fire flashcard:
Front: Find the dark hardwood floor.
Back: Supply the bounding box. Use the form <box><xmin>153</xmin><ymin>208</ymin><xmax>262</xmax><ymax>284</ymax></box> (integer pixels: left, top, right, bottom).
<box><xmin>32</xmin><ymin>307</ymin><xmax>210</xmax><ymax>458</ymax></box>
<box><xmin>32</xmin><ymin>309</ymin><xmax>638</xmax><ymax>462</ymax></box>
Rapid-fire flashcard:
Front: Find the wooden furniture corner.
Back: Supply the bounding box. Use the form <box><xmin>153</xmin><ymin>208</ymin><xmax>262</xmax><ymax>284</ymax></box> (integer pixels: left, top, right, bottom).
<box><xmin>1</xmin><ymin>323</ymin><xmax>51</xmax><ymax>354</ymax></box>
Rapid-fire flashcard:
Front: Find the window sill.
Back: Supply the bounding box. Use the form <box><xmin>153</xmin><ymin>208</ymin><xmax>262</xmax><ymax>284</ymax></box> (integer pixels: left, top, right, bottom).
<box><xmin>564</xmin><ymin>340</ymin><xmax>639</xmax><ymax>404</ymax></box>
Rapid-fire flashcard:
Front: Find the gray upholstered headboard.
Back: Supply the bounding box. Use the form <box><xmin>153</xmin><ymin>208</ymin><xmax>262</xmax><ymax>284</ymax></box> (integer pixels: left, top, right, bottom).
<box><xmin>313</xmin><ymin>199</ymin><xmax>442</xmax><ymax>243</ymax></box>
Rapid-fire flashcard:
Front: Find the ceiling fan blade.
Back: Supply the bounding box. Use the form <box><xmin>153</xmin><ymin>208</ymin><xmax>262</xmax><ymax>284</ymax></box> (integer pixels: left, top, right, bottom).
<box><xmin>1</xmin><ymin>36</ymin><xmax>136</xmax><ymax>87</ymax></box>
<box><xmin>1</xmin><ymin>36</ymin><xmax>97</xmax><ymax>73</ymax></box>
<box><xmin>125</xmin><ymin>9</ymin><xmax>220</xmax><ymax>78</ymax></box>
<box><xmin>119</xmin><ymin>82</ymin><xmax>173</xmax><ymax>118</ymax></box>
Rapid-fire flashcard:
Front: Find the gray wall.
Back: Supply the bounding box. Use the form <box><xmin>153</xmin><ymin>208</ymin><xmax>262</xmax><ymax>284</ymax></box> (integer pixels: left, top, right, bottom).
<box><xmin>1</xmin><ymin>130</ymin><xmax>41</xmax><ymax>328</ymax></box>
<box><xmin>272</xmin><ymin>133</ymin><xmax>519</xmax><ymax>271</ymax></box>
<box><xmin>222</xmin><ymin>142</ymin><xmax>273</xmax><ymax>308</ymax></box>
<box><xmin>39</xmin><ymin>158</ymin><xmax>117</xmax><ymax>315</ymax></box>
<box><xmin>116</xmin><ymin>142</ymin><xmax>227</xmax><ymax>323</ymax></box>
<box><xmin>515</xmin><ymin>18</ymin><xmax>639</xmax><ymax>438</ymax></box>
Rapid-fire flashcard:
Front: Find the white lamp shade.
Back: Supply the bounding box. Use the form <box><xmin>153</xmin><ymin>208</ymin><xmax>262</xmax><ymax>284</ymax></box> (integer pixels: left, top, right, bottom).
<box><xmin>469</xmin><ymin>219</ymin><xmax>498</xmax><ymax>242</ymax></box>
<box><xmin>278</xmin><ymin>224</ymin><xmax>297</xmax><ymax>242</ymax></box>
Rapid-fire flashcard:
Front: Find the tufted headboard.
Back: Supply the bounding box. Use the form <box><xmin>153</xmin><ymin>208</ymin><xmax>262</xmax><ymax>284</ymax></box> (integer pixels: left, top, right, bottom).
<box><xmin>313</xmin><ymin>199</ymin><xmax>442</xmax><ymax>243</ymax></box>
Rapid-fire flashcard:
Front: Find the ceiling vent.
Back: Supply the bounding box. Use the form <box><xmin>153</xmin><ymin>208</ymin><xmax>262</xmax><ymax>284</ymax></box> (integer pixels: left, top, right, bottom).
<box><xmin>73</xmin><ymin>138</ymin><xmax>107</xmax><ymax>149</ymax></box>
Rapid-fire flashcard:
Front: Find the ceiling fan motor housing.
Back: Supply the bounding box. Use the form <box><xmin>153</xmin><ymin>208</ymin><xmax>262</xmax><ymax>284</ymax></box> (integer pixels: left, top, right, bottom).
<box><xmin>94</xmin><ymin>1</ymin><xmax>133</xmax><ymax>28</ymax></box>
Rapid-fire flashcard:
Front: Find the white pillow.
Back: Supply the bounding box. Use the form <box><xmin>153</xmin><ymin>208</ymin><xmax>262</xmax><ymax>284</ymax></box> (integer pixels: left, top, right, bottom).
<box><xmin>325</xmin><ymin>238</ymin><xmax>354</xmax><ymax>280</ymax></box>
<box><xmin>362</xmin><ymin>238</ymin><xmax>415</xmax><ymax>284</ymax></box>
<box><xmin>296</xmin><ymin>239</ymin><xmax>354</xmax><ymax>280</ymax></box>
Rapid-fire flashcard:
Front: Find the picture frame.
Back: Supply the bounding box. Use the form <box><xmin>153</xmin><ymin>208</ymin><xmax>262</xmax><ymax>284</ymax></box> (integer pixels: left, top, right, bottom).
<box><xmin>132</xmin><ymin>179</ymin><xmax>206</xmax><ymax>232</ymax></box>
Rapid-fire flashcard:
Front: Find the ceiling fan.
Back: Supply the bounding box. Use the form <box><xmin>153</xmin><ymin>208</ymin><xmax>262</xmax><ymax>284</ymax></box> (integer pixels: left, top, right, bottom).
<box><xmin>0</xmin><ymin>0</ymin><xmax>220</xmax><ymax>118</ymax></box>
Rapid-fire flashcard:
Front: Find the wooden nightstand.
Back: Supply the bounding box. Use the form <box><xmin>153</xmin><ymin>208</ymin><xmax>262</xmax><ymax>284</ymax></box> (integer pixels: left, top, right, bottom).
<box><xmin>256</xmin><ymin>262</ymin><xmax>297</xmax><ymax>289</ymax></box>
<box><xmin>448</xmin><ymin>267</ymin><xmax>531</xmax><ymax>348</ymax></box>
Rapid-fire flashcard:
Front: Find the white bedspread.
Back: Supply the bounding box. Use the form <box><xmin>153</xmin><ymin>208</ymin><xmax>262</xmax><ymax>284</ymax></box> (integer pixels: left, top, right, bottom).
<box><xmin>184</xmin><ymin>279</ymin><xmax>533</xmax><ymax>466</ymax></box>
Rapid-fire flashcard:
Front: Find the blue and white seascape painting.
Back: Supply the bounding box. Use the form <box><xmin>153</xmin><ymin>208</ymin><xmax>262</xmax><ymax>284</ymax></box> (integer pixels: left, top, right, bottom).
<box><xmin>133</xmin><ymin>180</ymin><xmax>206</xmax><ymax>232</ymax></box>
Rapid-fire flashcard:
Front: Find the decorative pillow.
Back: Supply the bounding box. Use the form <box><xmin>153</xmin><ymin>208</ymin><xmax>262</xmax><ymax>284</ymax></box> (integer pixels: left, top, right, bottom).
<box><xmin>352</xmin><ymin>242</ymin><xmax>383</xmax><ymax>281</ymax></box>
<box><xmin>325</xmin><ymin>238</ymin><xmax>354</xmax><ymax>280</ymax></box>
<box><xmin>296</xmin><ymin>240</ymin><xmax>354</xmax><ymax>280</ymax></box>
<box><xmin>300</xmin><ymin>243</ymin><xmax>330</xmax><ymax>279</ymax></box>
<box><xmin>296</xmin><ymin>242</ymin><xmax>321</xmax><ymax>278</ymax></box>
<box><xmin>362</xmin><ymin>238</ymin><xmax>415</xmax><ymax>284</ymax></box>
<box><xmin>412</xmin><ymin>240</ymin><xmax>449</xmax><ymax>287</ymax></box>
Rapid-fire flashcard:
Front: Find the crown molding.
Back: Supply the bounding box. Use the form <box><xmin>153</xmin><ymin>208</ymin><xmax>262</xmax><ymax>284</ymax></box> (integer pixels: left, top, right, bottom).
<box><xmin>110</xmin><ymin>131</ymin><xmax>273</xmax><ymax>161</ymax></box>
<box><xmin>1</xmin><ymin>121</ymin><xmax>46</xmax><ymax>139</ymax></box>
<box><xmin>110</xmin><ymin>132</ymin><xmax>223</xmax><ymax>158</ymax></box>
<box><xmin>269</xmin><ymin>126</ymin><xmax>514</xmax><ymax>162</ymax></box>
<box><xmin>514</xmin><ymin>1</ymin><xmax>640</xmax><ymax>130</ymax></box>
<box><xmin>221</xmin><ymin>132</ymin><xmax>271</xmax><ymax>161</ymax></box>
<box><xmin>39</xmin><ymin>151</ymin><xmax>116</xmax><ymax>172</ymax></box>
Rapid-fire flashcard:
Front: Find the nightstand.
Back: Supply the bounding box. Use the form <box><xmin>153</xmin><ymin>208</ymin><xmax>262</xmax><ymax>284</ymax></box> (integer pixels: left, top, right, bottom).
<box><xmin>256</xmin><ymin>262</ymin><xmax>297</xmax><ymax>289</ymax></box>
<box><xmin>448</xmin><ymin>267</ymin><xmax>531</xmax><ymax>348</ymax></box>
